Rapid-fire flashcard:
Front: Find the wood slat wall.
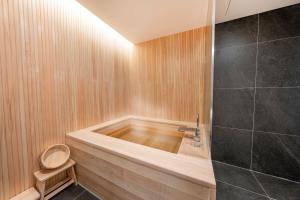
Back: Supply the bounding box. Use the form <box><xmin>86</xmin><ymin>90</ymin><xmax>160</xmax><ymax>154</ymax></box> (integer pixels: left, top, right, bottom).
<box><xmin>0</xmin><ymin>0</ymin><xmax>213</xmax><ymax>199</ymax></box>
<box><xmin>130</xmin><ymin>27</ymin><xmax>212</xmax><ymax>124</ymax></box>
<box><xmin>0</xmin><ymin>0</ymin><xmax>131</xmax><ymax>199</ymax></box>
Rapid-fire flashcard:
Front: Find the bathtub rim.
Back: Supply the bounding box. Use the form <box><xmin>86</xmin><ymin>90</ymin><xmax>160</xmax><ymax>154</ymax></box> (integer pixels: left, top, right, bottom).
<box><xmin>66</xmin><ymin>115</ymin><xmax>216</xmax><ymax>188</ymax></box>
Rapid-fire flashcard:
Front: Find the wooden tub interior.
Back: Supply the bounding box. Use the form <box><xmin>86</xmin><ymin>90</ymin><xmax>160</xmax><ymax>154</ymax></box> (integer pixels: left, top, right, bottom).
<box><xmin>93</xmin><ymin>120</ymin><xmax>184</xmax><ymax>153</ymax></box>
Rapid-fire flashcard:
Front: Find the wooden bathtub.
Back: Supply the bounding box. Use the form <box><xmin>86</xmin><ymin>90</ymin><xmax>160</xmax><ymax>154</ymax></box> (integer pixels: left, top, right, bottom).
<box><xmin>66</xmin><ymin>116</ymin><xmax>216</xmax><ymax>200</ymax></box>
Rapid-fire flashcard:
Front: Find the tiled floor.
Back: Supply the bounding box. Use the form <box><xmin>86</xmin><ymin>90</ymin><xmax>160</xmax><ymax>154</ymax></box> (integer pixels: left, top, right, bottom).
<box><xmin>213</xmin><ymin>161</ymin><xmax>300</xmax><ymax>200</ymax></box>
<box><xmin>50</xmin><ymin>163</ymin><xmax>300</xmax><ymax>200</ymax></box>
<box><xmin>50</xmin><ymin>185</ymin><xmax>100</xmax><ymax>200</ymax></box>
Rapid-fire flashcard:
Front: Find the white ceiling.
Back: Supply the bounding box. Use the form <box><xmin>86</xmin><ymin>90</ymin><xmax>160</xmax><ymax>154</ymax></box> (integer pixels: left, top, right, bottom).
<box><xmin>76</xmin><ymin>0</ymin><xmax>211</xmax><ymax>44</ymax></box>
<box><xmin>216</xmin><ymin>0</ymin><xmax>300</xmax><ymax>24</ymax></box>
<box><xmin>76</xmin><ymin>0</ymin><xmax>300</xmax><ymax>43</ymax></box>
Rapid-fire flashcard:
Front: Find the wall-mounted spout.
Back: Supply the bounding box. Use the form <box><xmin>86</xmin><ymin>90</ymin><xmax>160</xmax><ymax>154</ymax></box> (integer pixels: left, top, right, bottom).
<box><xmin>178</xmin><ymin>113</ymin><xmax>201</xmax><ymax>145</ymax></box>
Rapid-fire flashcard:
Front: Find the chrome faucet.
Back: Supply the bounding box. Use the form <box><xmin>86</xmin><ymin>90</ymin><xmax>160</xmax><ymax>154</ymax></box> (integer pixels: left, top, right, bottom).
<box><xmin>194</xmin><ymin>113</ymin><xmax>200</xmax><ymax>142</ymax></box>
<box><xmin>178</xmin><ymin>113</ymin><xmax>201</xmax><ymax>143</ymax></box>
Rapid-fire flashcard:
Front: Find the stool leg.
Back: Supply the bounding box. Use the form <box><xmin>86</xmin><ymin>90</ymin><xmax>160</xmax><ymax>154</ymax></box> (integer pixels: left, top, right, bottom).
<box><xmin>36</xmin><ymin>180</ymin><xmax>45</xmax><ymax>200</ymax></box>
<box><xmin>68</xmin><ymin>166</ymin><xmax>78</xmax><ymax>185</ymax></box>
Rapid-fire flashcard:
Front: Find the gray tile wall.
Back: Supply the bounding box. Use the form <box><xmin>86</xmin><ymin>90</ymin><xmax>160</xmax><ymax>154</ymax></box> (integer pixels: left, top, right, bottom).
<box><xmin>212</xmin><ymin>4</ymin><xmax>300</xmax><ymax>182</ymax></box>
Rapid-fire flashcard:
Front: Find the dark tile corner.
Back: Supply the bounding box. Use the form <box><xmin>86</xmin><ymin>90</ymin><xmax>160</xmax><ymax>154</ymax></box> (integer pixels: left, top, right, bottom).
<box><xmin>212</xmin><ymin>126</ymin><xmax>252</xmax><ymax>168</ymax></box>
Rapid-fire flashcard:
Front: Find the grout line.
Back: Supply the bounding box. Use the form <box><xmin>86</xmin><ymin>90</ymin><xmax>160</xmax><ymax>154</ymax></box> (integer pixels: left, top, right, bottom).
<box><xmin>250</xmin><ymin>14</ymin><xmax>260</xmax><ymax>170</ymax></box>
<box><xmin>258</xmin><ymin>35</ymin><xmax>300</xmax><ymax>45</ymax></box>
<box><xmin>215</xmin><ymin>42</ymin><xmax>258</xmax><ymax>51</ymax></box>
<box><xmin>73</xmin><ymin>189</ymin><xmax>86</xmax><ymax>200</ymax></box>
<box><xmin>78</xmin><ymin>183</ymin><xmax>103</xmax><ymax>200</ymax></box>
<box><xmin>252</xmin><ymin>170</ymin><xmax>300</xmax><ymax>184</ymax></box>
<box><xmin>213</xmin><ymin>160</ymin><xmax>300</xmax><ymax>184</ymax></box>
<box><xmin>215</xmin><ymin>86</ymin><xmax>300</xmax><ymax>90</ymax></box>
<box><xmin>216</xmin><ymin>180</ymin><xmax>270</xmax><ymax>198</ymax></box>
<box><xmin>215</xmin><ymin>35</ymin><xmax>300</xmax><ymax>51</ymax></box>
<box><xmin>213</xmin><ymin>125</ymin><xmax>300</xmax><ymax>137</ymax></box>
<box><xmin>213</xmin><ymin>125</ymin><xmax>252</xmax><ymax>132</ymax></box>
<box><xmin>251</xmin><ymin>171</ymin><xmax>271</xmax><ymax>198</ymax></box>
<box><xmin>214</xmin><ymin>87</ymin><xmax>254</xmax><ymax>90</ymax></box>
<box><xmin>255</xmin><ymin>130</ymin><xmax>300</xmax><ymax>138</ymax></box>
<box><xmin>256</xmin><ymin>86</ymin><xmax>300</xmax><ymax>89</ymax></box>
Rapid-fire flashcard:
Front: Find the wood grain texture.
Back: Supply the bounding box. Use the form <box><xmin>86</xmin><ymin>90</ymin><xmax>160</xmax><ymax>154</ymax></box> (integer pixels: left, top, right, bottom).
<box><xmin>0</xmin><ymin>0</ymin><xmax>131</xmax><ymax>199</ymax></box>
<box><xmin>130</xmin><ymin>27</ymin><xmax>212</xmax><ymax>124</ymax></box>
<box><xmin>0</xmin><ymin>0</ymin><xmax>213</xmax><ymax>199</ymax></box>
<box><xmin>68</xmin><ymin>142</ymin><xmax>215</xmax><ymax>200</ymax></box>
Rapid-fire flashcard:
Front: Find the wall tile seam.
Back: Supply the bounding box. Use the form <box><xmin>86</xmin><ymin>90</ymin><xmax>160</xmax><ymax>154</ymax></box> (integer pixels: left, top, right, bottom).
<box><xmin>214</xmin><ymin>42</ymin><xmax>257</xmax><ymax>51</ymax></box>
<box><xmin>213</xmin><ymin>87</ymin><xmax>254</xmax><ymax>90</ymax></box>
<box><xmin>255</xmin><ymin>130</ymin><xmax>300</xmax><ymax>138</ymax></box>
<box><xmin>215</xmin><ymin>29</ymin><xmax>300</xmax><ymax>53</ymax></box>
<box><xmin>258</xmin><ymin>35</ymin><xmax>300</xmax><ymax>45</ymax></box>
<box><xmin>256</xmin><ymin>86</ymin><xmax>300</xmax><ymax>89</ymax></box>
<box><xmin>213</xmin><ymin>125</ymin><xmax>252</xmax><ymax>133</ymax></box>
<box><xmin>213</xmin><ymin>125</ymin><xmax>300</xmax><ymax>138</ymax></box>
<box><xmin>215</xmin><ymin>29</ymin><xmax>300</xmax><ymax>52</ymax></box>
<box><xmin>250</xmin><ymin>14</ymin><xmax>260</xmax><ymax>170</ymax></box>
<box><xmin>215</xmin><ymin>86</ymin><xmax>300</xmax><ymax>90</ymax></box>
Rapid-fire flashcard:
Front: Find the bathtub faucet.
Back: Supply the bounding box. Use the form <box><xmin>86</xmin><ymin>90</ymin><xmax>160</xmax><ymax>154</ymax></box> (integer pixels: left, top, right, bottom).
<box><xmin>194</xmin><ymin>113</ymin><xmax>200</xmax><ymax>142</ymax></box>
<box><xmin>178</xmin><ymin>113</ymin><xmax>201</xmax><ymax>143</ymax></box>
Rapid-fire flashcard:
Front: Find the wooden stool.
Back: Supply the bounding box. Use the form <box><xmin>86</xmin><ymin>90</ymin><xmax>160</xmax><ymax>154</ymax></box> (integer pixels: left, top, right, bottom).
<box><xmin>34</xmin><ymin>159</ymin><xmax>77</xmax><ymax>200</ymax></box>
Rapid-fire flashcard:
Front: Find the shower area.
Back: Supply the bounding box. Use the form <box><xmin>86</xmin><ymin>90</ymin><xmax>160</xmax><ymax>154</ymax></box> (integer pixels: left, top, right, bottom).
<box><xmin>212</xmin><ymin>3</ymin><xmax>300</xmax><ymax>200</ymax></box>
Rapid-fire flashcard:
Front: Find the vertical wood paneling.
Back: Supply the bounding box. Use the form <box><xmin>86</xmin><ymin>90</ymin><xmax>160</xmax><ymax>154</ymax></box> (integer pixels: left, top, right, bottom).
<box><xmin>130</xmin><ymin>27</ymin><xmax>212</xmax><ymax>124</ymax></box>
<box><xmin>0</xmin><ymin>1</ymin><xmax>131</xmax><ymax>199</ymax></box>
<box><xmin>0</xmin><ymin>1</ymin><xmax>213</xmax><ymax>199</ymax></box>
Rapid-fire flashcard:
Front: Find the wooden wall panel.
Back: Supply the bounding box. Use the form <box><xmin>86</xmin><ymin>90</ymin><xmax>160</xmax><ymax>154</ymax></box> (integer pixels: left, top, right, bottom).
<box><xmin>130</xmin><ymin>27</ymin><xmax>212</xmax><ymax>124</ymax></box>
<box><xmin>0</xmin><ymin>0</ymin><xmax>213</xmax><ymax>199</ymax></box>
<box><xmin>0</xmin><ymin>0</ymin><xmax>131</xmax><ymax>199</ymax></box>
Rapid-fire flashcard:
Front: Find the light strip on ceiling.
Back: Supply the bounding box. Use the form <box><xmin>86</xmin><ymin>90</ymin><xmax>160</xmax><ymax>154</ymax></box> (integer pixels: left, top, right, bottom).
<box><xmin>65</xmin><ymin>0</ymin><xmax>134</xmax><ymax>48</ymax></box>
